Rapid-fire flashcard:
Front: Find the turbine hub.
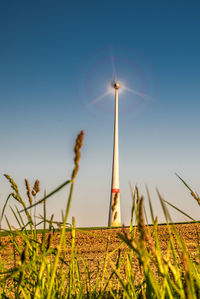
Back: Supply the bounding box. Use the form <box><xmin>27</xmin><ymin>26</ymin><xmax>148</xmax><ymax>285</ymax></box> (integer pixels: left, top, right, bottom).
<box><xmin>114</xmin><ymin>82</ymin><xmax>120</xmax><ymax>89</ymax></box>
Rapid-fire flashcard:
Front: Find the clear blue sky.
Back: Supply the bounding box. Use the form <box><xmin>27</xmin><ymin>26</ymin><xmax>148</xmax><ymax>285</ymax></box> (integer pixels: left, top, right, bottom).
<box><xmin>0</xmin><ymin>0</ymin><xmax>200</xmax><ymax>227</ymax></box>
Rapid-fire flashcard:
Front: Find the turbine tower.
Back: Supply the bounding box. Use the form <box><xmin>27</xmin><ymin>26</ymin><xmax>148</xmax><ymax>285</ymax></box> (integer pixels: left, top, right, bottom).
<box><xmin>108</xmin><ymin>82</ymin><xmax>122</xmax><ymax>227</ymax></box>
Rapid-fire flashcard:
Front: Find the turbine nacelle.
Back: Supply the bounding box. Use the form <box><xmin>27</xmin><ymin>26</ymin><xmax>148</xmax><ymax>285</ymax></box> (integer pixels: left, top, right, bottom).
<box><xmin>112</xmin><ymin>81</ymin><xmax>120</xmax><ymax>90</ymax></box>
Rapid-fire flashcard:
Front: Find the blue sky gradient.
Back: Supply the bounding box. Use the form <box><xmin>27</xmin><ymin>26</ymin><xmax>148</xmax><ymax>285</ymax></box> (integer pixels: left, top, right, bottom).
<box><xmin>0</xmin><ymin>1</ymin><xmax>200</xmax><ymax>227</ymax></box>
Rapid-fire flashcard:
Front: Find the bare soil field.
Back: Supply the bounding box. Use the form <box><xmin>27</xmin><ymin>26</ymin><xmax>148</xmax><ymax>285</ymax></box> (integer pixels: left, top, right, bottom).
<box><xmin>1</xmin><ymin>223</ymin><xmax>200</xmax><ymax>286</ymax></box>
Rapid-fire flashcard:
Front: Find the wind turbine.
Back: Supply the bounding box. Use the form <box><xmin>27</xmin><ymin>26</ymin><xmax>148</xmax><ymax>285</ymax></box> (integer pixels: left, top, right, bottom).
<box><xmin>87</xmin><ymin>56</ymin><xmax>155</xmax><ymax>227</ymax></box>
<box><xmin>108</xmin><ymin>81</ymin><xmax>121</xmax><ymax>227</ymax></box>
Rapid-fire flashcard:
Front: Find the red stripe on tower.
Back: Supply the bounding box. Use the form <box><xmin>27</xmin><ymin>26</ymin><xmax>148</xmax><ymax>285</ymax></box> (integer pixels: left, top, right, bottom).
<box><xmin>112</xmin><ymin>188</ymin><xmax>120</xmax><ymax>193</ymax></box>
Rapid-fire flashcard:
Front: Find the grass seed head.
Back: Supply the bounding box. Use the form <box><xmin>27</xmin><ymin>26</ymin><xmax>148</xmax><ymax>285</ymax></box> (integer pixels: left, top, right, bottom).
<box><xmin>112</xmin><ymin>193</ymin><xmax>118</xmax><ymax>211</ymax></box>
<box><xmin>137</xmin><ymin>196</ymin><xmax>156</xmax><ymax>257</ymax></box>
<box><xmin>144</xmin><ymin>229</ymin><xmax>156</xmax><ymax>258</ymax></box>
<box><xmin>4</xmin><ymin>174</ymin><xmax>19</xmax><ymax>194</ymax></box>
<box><xmin>46</xmin><ymin>231</ymin><xmax>52</xmax><ymax>250</ymax></box>
<box><xmin>137</xmin><ymin>197</ymin><xmax>145</xmax><ymax>236</ymax></box>
<box><xmin>32</xmin><ymin>180</ymin><xmax>40</xmax><ymax>196</ymax></box>
<box><xmin>10</xmin><ymin>192</ymin><xmax>23</xmax><ymax>204</ymax></box>
<box><xmin>114</xmin><ymin>211</ymin><xmax>118</xmax><ymax>221</ymax></box>
<box><xmin>25</xmin><ymin>179</ymin><xmax>33</xmax><ymax>206</ymax></box>
<box><xmin>71</xmin><ymin>130</ymin><xmax>84</xmax><ymax>181</ymax></box>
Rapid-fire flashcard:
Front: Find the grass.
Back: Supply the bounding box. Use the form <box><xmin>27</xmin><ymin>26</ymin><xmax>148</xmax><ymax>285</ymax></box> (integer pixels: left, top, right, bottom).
<box><xmin>0</xmin><ymin>130</ymin><xmax>200</xmax><ymax>298</ymax></box>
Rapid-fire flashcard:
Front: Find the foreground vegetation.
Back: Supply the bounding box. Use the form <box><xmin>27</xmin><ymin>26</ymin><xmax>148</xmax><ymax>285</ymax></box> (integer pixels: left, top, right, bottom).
<box><xmin>1</xmin><ymin>131</ymin><xmax>200</xmax><ymax>298</ymax></box>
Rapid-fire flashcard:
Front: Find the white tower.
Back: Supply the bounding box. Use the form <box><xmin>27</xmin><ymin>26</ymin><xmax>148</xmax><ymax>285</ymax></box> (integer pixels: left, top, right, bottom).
<box><xmin>108</xmin><ymin>82</ymin><xmax>122</xmax><ymax>227</ymax></box>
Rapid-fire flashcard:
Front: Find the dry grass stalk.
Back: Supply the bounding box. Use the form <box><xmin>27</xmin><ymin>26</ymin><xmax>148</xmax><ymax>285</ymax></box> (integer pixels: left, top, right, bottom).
<box><xmin>137</xmin><ymin>196</ymin><xmax>146</xmax><ymax>243</ymax></box>
<box><xmin>4</xmin><ymin>174</ymin><xmax>19</xmax><ymax>195</ymax></box>
<box><xmin>25</xmin><ymin>179</ymin><xmax>33</xmax><ymax>206</ymax></box>
<box><xmin>137</xmin><ymin>196</ymin><xmax>157</xmax><ymax>258</ymax></box>
<box><xmin>71</xmin><ymin>130</ymin><xmax>84</xmax><ymax>181</ymax></box>
<box><xmin>46</xmin><ymin>232</ymin><xmax>52</xmax><ymax>250</ymax></box>
<box><xmin>144</xmin><ymin>229</ymin><xmax>156</xmax><ymax>258</ymax></box>
<box><xmin>4</xmin><ymin>174</ymin><xmax>24</xmax><ymax>204</ymax></box>
<box><xmin>32</xmin><ymin>180</ymin><xmax>40</xmax><ymax>196</ymax></box>
<box><xmin>112</xmin><ymin>193</ymin><xmax>118</xmax><ymax>212</ymax></box>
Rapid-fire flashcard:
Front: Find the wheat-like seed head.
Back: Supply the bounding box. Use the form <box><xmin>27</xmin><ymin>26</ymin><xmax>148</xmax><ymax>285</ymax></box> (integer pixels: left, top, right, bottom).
<box><xmin>33</xmin><ymin>180</ymin><xmax>40</xmax><ymax>193</ymax></box>
<box><xmin>144</xmin><ymin>229</ymin><xmax>156</xmax><ymax>258</ymax></box>
<box><xmin>25</xmin><ymin>179</ymin><xmax>33</xmax><ymax>206</ymax></box>
<box><xmin>112</xmin><ymin>193</ymin><xmax>118</xmax><ymax>212</ymax></box>
<box><xmin>32</xmin><ymin>180</ymin><xmax>40</xmax><ymax>196</ymax></box>
<box><xmin>46</xmin><ymin>231</ymin><xmax>52</xmax><ymax>250</ymax></box>
<box><xmin>4</xmin><ymin>174</ymin><xmax>19</xmax><ymax>194</ymax></box>
<box><xmin>137</xmin><ymin>196</ymin><xmax>145</xmax><ymax>240</ymax></box>
<box><xmin>71</xmin><ymin>130</ymin><xmax>84</xmax><ymax>181</ymax></box>
<box><xmin>114</xmin><ymin>211</ymin><xmax>118</xmax><ymax>221</ymax></box>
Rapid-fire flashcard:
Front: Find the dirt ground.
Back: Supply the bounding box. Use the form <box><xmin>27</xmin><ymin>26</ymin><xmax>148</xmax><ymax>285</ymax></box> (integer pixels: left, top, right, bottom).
<box><xmin>1</xmin><ymin>223</ymin><xmax>200</xmax><ymax>286</ymax></box>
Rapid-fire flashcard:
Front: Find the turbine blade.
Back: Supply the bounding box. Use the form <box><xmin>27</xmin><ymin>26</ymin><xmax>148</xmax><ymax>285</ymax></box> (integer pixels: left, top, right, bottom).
<box><xmin>124</xmin><ymin>86</ymin><xmax>154</xmax><ymax>102</ymax></box>
<box><xmin>109</xmin><ymin>46</ymin><xmax>118</xmax><ymax>81</ymax></box>
<box><xmin>88</xmin><ymin>91</ymin><xmax>111</xmax><ymax>106</ymax></box>
<box><xmin>110</xmin><ymin>56</ymin><xmax>117</xmax><ymax>81</ymax></box>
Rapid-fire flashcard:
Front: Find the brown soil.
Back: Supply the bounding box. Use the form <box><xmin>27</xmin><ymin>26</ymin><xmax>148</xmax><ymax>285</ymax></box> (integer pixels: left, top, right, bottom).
<box><xmin>1</xmin><ymin>223</ymin><xmax>200</xmax><ymax>286</ymax></box>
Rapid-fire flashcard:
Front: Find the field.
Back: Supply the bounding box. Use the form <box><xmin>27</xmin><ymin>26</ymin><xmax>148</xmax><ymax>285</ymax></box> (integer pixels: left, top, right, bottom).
<box><xmin>1</xmin><ymin>131</ymin><xmax>200</xmax><ymax>298</ymax></box>
<box><xmin>1</xmin><ymin>220</ymin><xmax>200</xmax><ymax>297</ymax></box>
<box><xmin>1</xmin><ymin>223</ymin><xmax>200</xmax><ymax>285</ymax></box>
